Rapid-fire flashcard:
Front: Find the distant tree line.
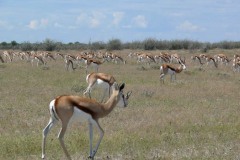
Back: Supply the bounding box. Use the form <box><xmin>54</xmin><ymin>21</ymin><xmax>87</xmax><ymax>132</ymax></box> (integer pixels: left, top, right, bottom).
<box><xmin>1</xmin><ymin>38</ymin><xmax>240</xmax><ymax>52</ymax></box>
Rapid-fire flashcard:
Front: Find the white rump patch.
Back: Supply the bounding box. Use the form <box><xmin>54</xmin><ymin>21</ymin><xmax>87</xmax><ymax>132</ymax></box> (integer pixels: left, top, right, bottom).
<box><xmin>96</xmin><ymin>79</ymin><xmax>109</xmax><ymax>89</ymax></box>
<box><xmin>49</xmin><ymin>99</ymin><xmax>60</xmax><ymax>120</ymax></box>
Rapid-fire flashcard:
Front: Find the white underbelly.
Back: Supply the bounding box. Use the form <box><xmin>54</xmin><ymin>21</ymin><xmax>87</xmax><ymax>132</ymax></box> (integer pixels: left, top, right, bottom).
<box><xmin>70</xmin><ymin>107</ymin><xmax>93</xmax><ymax>123</ymax></box>
<box><xmin>167</xmin><ymin>69</ymin><xmax>175</xmax><ymax>75</ymax></box>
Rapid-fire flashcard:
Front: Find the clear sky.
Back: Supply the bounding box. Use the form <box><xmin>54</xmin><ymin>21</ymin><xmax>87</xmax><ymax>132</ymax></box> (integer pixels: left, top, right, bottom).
<box><xmin>0</xmin><ymin>0</ymin><xmax>239</xmax><ymax>43</ymax></box>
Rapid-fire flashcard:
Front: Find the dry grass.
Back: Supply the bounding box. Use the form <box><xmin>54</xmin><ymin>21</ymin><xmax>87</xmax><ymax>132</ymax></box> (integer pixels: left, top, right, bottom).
<box><xmin>0</xmin><ymin>49</ymin><xmax>240</xmax><ymax>160</ymax></box>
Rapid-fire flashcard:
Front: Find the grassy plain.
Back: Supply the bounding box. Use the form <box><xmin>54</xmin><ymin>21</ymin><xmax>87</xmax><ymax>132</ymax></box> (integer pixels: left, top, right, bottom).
<box><xmin>0</xmin><ymin>49</ymin><xmax>240</xmax><ymax>160</ymax></box>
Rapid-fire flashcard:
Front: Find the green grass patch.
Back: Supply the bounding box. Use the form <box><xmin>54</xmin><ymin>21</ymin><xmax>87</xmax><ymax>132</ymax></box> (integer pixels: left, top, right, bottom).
<box><xmin>1</xmin><ymin>49</ymin><xmax>240</xmax><ymax>159</ymax></box>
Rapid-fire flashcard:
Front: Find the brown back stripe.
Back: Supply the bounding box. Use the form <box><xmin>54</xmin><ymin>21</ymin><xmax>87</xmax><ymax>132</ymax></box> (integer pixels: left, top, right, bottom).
<box><xmin>167</xmin><ymin>65</ymin><xmax>177</xmax><ymax>72</ymax></box>
<box><xmin>71</xmin><ymin>101</ymin><xmax>95</xmax><ymax>117</ymax></box>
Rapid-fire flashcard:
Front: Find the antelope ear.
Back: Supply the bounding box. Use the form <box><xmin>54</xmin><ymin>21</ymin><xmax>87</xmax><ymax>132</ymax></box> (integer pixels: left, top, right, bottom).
<box><xmin>126</xmin><ymin>91</ymin><xmax>132</xmax><ymax>99</ymax></box>
<box><xmin>119</xmin><ymin>83</ymin><xmax>125</xmax><ymax>91</ymax></box>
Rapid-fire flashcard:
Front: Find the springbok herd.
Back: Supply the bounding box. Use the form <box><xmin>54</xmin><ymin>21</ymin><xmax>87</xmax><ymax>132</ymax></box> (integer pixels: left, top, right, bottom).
<box><xmin>1</xmin><ymin>49</ymin><xmax>240</xmax><ymax>76</ymax></box>
<box><xmin>1</xmin><ymin>49</ymin><xmax>240</xmax><ymax>159</ymax></box>
<box><xmin>1</xmin><ymin>49</ymin><xmax>240</xmax><ymax>89</ymax></box>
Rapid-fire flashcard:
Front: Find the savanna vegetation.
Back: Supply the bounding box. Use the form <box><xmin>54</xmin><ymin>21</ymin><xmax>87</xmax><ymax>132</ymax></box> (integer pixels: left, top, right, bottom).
<box><xmin>0</xmin><ymin>48</ymin><xmax>240</xmax><ymax>159</ymax></box>
<box><xmin>1</xmin><ymin>38</ymin><xmax>240</xmax><ymax>52</ymax></box>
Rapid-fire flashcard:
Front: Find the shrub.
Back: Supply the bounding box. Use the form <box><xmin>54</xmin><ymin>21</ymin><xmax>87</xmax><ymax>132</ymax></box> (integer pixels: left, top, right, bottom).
<box><xmin>107</xmin><ymin>39</ymin><xmax>122</xmax><ymax>50</ymax></box>
<box><xmin>91</xmin><ymin>41</ymin><xmax>106</xmax><ymax>50</ymax></box>
<box><xmin>20</xmin><ymin>42</ymin><xmax>33</xmax><ymax>51</ymax></box>
<box><xmin>143</xmin><ymin>38</ymin><xmax>156</xmax><ymax>50</ymax></box>
<box><xmin>42</xmin><ymin>39</ymin><xmax>57</xmax><ymax>51</ymax></box>
<box><xmin>128</xmin><ymin>41</ymin><xmax>144</xmax><ymax>50</ymax></box>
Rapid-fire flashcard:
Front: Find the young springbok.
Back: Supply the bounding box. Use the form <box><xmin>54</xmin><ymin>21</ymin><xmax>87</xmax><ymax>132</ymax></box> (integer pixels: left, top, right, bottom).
<box><xmin>160</xmin><ymin>58</ymin><xmax>186</xmax><ymax>83</ymax></box>
<box><xmin>42</xmin><ymin>82</ymin><xmax>132</xmax><ymax>160</ymax></box>
<box><xmin>84</xmin><ymin>72</ymin><xmax>116</xmax><ymax>102</ymax></box>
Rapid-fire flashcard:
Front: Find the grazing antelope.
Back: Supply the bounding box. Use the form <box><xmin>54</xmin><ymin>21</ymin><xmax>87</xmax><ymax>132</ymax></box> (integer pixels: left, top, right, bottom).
<box><xmin>127</xmin><ymin>52</ymin><xmax>134</xmax><ymax>58</ymax></box>
<box><xmin>3</xmin><ymin>50</ymin><xmax>14</xmax><ymax>62</ymax></box>
<box><xmin>160</xmin><ymin>58</ymin><xmax>186</xmax><ymax>83</ymax></box>
<box><xmin>232</xmin><ymin>54</ymin><xmax>240</xmax><ymax>72</ymax></box>
<box><xmin>17</xmin><ymin>51</ymin><xmax>28</xmax><ymax>61</ymax></box>
<box><xmin>24</xmin><ymin>51</ymin><xmax>32</xmax><ymax>62</ymax></box>
<box><xmin>106</xmin><ymin>53</ymin><xmax>126</xmax><ymax>64</ymax></box>
<box><xmin>65</xmin><ymin>59</ymin><xmax>77</xmax><ymax>71</ymax></box>
<box><xmin>234</xmin><ymin>54</ymin><xmax>240</xmax><ymax>59</ymax></box>
<box><xmin>205</xmin><ymin>55</ymin><xmax>218</xmax><ymax>68</ymax></box>
<box><xmin>160</xmin><ymin>52</ymin><xmax>172</xmax><ymax>63</ymax></box>
<box><xmin>233</xmin><ymin>61</ymin><xmax>240</xmax><ymax>72</ymax></box>
<box><xmin>114</xmin><ymin>55</ymin><xmax>126</xmax><ymax>64</ymax></box>
<box><xmin>170</xmin><ymin>53</ymin><xmax>180</xmax><ymax>63</ymax></box>
<box><xmin>154</xmin><ymin>53</ymin><xmax>171</xmax><ymax>64</ymax></box>
<box><xmin>199</xmin><ymin>54</ymin><xmax>207</xmax><ymax>59</ymax></box>
<box><xmin>59</xmin><ymin>53</ymin><xmax>79</xmax><ymax>70</ymax></box>
<box><xmin>45</xmin><ymin>52</ymin><xmax>56</xmax><ymax>61</ymax></box>
<box><xmin>214</xmin><ymin>53</ymin><xmax>230</xmax><ymax>65</ymax></box>
<box><xmin>85</xmin><ymin>58</ymin><xmax>105</xmax><ymax>74</ymax></box>
<box><xmin>57</xmin><ymin>53</ymin><xmax>65</xmax><ymax>59</ymax></box>
<box><xmin>0</xmin><ymin>53</ymin><xmax>4</xmax><ymax>63</ymax></box>
<box><xmin>84</xmin><ymin>72</ymin><xmax>116</xmax><ymax>102</ymax></box>
<box><xmin>128</xmin><ymin>52</ymin><xmax>141</xmax><ymax>60</ymax></box>
<box><xmin>191</xmin><ymin>55</ymin><xmax>204</xmax><ymax>65</ymax></box>
<box><xmin>42</xmin><ymin>82</ymin><xmax>132</xmax><ymax>160</ymax></box>
<box><xmin>31</xmin><ymin>55</ymin><xmax>47</xmax><ymax>67</ymax></box>
<box><xmin>63</xmin><ymin>54</ymin><xmax>78</xmax><ymax>71</ymax></box>
<box><xmin>137</xmin><ymin>53</ymin><xmax>155</xmax><ymax>65</ymax></box>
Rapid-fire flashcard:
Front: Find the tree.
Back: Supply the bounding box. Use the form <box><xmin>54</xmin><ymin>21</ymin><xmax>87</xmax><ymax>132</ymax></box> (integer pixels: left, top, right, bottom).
<box><xmin>11</xmin><ymin>41</ymin><xmax>18</xmax><ymax>47</ymax></box>
<box><xmin>107</xmin><ymin>39</ymin><xmax>122</xmax><ymax>50</ymax></box>
<box><xmin>42</xmin><ymin>38</ymin><xmax>57</xmax><ymax>51</ymax></box>
<box><xmin>143</xmin><ymin>38</ymin><xmax>156</xmax><ymax>50</ymax></box>
<box><xmin>1</xmin><ymin>42</ymin><xmax>8</xmax><ymax>46</ymax></box>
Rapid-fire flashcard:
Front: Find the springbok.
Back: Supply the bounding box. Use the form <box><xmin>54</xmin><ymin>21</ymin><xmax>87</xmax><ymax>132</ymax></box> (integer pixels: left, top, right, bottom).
<box><xmin>0</xmin><ymin>53</ymin><xmax>4</xmax><ymax>63</ymax></box>
<box><xmin>3</xmin><ymin>50</ymin><xmax>13</xmax><ymax>62</ymax></box>
<box><xmin>65</xmin><ymin>59</ymin><xmax>77</xmax><ymax>71</ymax></box>
<box><xmin>160</xmin><ymin>58</ymin><xmax>186</xmax><ymax>83</ymax></box>
<box><xmin>170</xmin><ymin>53</ymin><xmax>180</xmax><ymax>63</ymax></box>
<box><xmin>85</xmin><ymin>58</ymin><xmax>105</xmax><ymax>74</ymax></box>
<box><xmin>64</xmin><ymin>55</ymin><xmax>77</xmax><ymax>71</ymax></box>
<box><xmin>232</xmin><ymin>54</ymin><xmax>240</xmax><ymax>72</ymax></box>
<box><xmin>154</xmin><ymin>52</ymin><xmax>172</xmax><ymax>63</ymax></box>
<box><xmin>214</xmin><ymin>53</ymin><xmax>230</xmax><ymax>65</ymax></box>
<box><xmin>205</xmin><ymin>55</ymin><xmax>218</xmax><ymax>68</ymax></box>
<box><xmin>191</xmin><ymin>55</ymin><xmax>204</xmax><ymax>66</ymax></box>
<box><xmin>42</xmin><ymin>82</ymin><xmax>132</xmax><ymax>160</ymax></box>
<box><xmin>31</xmin><ymin>55</ymin><xmax>47</xmax><ymax>67</ymax></box>
<box><xmin>84</xmin><ymin>72</ymin><xmax>116</xmax><ymax>102</ymax></box>
<box><xmin>106</xmin><ymin>53</ymin><xmax>126</xmax><ymax>64</ymax></box>
<box><xmin>137</xmin><ymin>53</ymin><xmax>156</xmax><ymax>65</ymax></box>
